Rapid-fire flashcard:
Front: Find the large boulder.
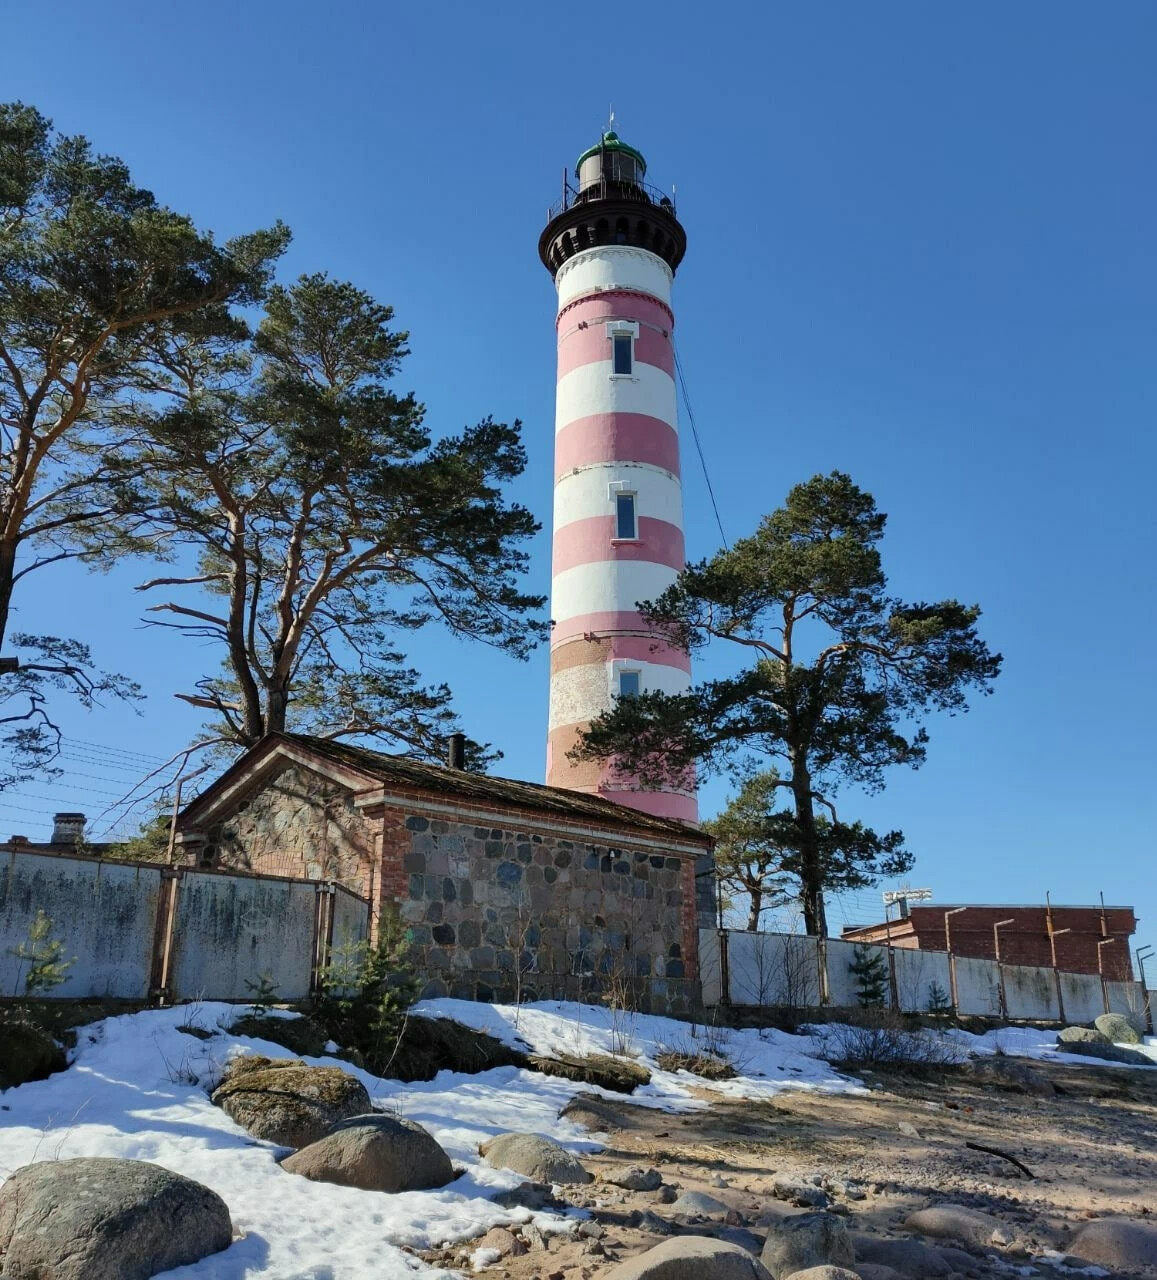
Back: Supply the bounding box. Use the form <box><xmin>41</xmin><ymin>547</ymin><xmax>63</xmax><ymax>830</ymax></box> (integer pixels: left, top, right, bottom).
<box><xmin>783</xmin><ymin>1271</ymin><xmax>861</xmax><ymax>1280</ymax></box>
<box><xmin>1057</xmin><ymin>1026</ymin><xmax>1109</xmax><ymax>1045</ymax></box>
<box><xmin>282</xmin><ymin>1112</ymin><xmax>454</xmax><ymax>1191</ymax></box>
<box><xmin>480</xmin><ymin>1132</ymin><xmax>592</xmax><ymax>1184</ymax></box>
<box><xmin>1094</xmin><ymin>1011</ymin><xmax>1144</xmax><ymax>1044</ymax></box>
<box><xmin>606</xmin><ymin>1236</ymin><xmax>773</xmax><ymax>1279</ymax></box>
<box><xmin>968</xmin><ymin>1055</ymin><xmax>1055</xmax><ymax>1096</ymax></box>
<box><xmin>529</xmin><ymin>1052</ymin><xmax>651</xmax><ymax>1093</ymax></box>
<box><xmin>0</xmin><ymin>1157</ymin><xmax>231</xmax><ymax>1280</ymax></box>
<box><xmin>1069</xmin><ymin>1217</ymin><xmax>1157</xmax><ymax>1269</ymax></box>
<box><xmin>849</xmin><ymin>1233</ymin><xmax>952</xmax><ymax>1278</ymax></box>
<box><xmin>211</xmin><ymin>1054</ymin><xmax>370</xmax><ymax>1147</ymax></box>
<box><xmin>1059</xmin><ymin>1040</ymin><xmax>1153</xmax><ymax>1066</ymax></box>
<box><xmin>0</xmin><ymin>1018</ymin><xmax>66</xmax><ymax>1090</ymax></box>
<box><xmin>761</xmin><ymin>1212</ymin><xmax>855</xmax><ymax>1279</ymax></box>
<box><xmin>904</xmin><ymin>1203</ymin><xmax>1004</xmax><ymax>1248</ymax></box>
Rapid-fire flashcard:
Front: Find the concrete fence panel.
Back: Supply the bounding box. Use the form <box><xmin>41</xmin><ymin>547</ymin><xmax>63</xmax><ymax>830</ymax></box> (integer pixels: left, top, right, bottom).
<box><xmin>1105</xmin><ymin>980</ymin><xmax>1146</xmax><ymax>1019</ymax></box>
<box><xmin>893</xmin><ymin>947</ymin><xmax>953</xmax><ymax>1013</ymax></box>
<box><xmin>1058</xmin><ymin>970</ymin><xmax>1104</xmax><ymax>1024</ymax></box>
<box><xmin>825</xmin><ymin>937</ymin><xmax>892</xmax><ymax>1009</ymax></box>
<box><xmin>1001</xmin><ymin>963</ymin><xmax>1061</xmax><ymax>1021</ymax></box>
<box><xmin>728</xmin><ymin>931</ymin><xmax>820</xmax><ymax>1007</ymax></box>
<box><xmin>698</xmin><ymin>928</ymin><xmax>722</xmax><ymax>1008</ymax></box>
<box><xmin>0</xmin><ymin>851</ymin><xmax>161</xmax><ymax>999</ymax></box>
<box><xmin>167</xmin><ymin>872</ymin><xmax>318</xmax><ymax>1002</ymax></box>
<box><xmin>953</xmin><ymin>955</ymin><xmax>1002</xmax><ymax>1016</ymax></box>
<box><xmin>330</xmin><ymin>883</ymin><xmax>371</xmax><ymax>955</ymax></box>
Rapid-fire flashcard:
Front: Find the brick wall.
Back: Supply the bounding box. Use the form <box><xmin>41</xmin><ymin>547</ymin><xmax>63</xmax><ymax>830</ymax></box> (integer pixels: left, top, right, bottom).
<box><xmin>381</xmin><ymin>807</ymin><xmax>701</xmax><ymax>1014</ymax></box>
<box><xmin>209</xmin><ymin>763</ymin><xmax>376</xmax><ymax>897</ymax></box>
<box><xmin>907</xmin><ymin>905</ymin><xmax>1136</xmax><ymax>981</ymax></box>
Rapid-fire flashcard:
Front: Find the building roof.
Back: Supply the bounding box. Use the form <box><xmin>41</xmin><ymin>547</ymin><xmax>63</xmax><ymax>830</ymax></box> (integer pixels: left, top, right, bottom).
<box><xmin>575</xmin><ymin>130</ymin><xmax>647</xmax><ymax>174</ymax></box>
<box><xmin>181</xmin><ymin>732</ymin><xmax>712</xmax><ymax>847</ymax></box>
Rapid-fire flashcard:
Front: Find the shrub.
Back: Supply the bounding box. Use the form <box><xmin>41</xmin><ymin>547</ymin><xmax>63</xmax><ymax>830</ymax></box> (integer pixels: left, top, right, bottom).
<box><xmin>8</xmin><ymin>910</ymin><xmax>74</xmax><ymax>996</ymax></box>
<box><xmin>826</xmin><ymin>1015</ymin><xmax>967</xmax><ymax>1069</ymax></box>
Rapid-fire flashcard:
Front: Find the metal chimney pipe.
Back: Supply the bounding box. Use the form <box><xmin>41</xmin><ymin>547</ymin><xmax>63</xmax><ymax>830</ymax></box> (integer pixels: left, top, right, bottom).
<box><xmin>447</xmin><ymin>733</ymin><xmax>466</xmax><ymax>770</ymax></box>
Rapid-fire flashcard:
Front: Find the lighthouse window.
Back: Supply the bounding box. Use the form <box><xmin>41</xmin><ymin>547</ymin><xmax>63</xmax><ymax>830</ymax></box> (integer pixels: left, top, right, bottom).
<box><xmin>615</xmin><ymin>492</ymin><xmax>637</xmax><ymax>539</ymax></box>
<box><xmin>612</xmin><ymin>333</ymin><xmax>633</xmax><ymax>375</ymax></box>
<box><xmin>618</xmin><ymin>669</ymin><xmax>641</xmax><ymax>698</ymax></box>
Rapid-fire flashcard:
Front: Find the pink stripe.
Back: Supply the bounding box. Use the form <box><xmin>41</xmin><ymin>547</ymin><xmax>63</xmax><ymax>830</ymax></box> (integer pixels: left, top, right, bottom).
<box><xmin>558</xmin><ymin>291</ymin><xmax>674</xmax><ymax>331</ymax></box>
<box><xmin>555</xmin><ymin>415</ymin><xmax>680</xmax><ymax>478</ymax></box>
<box><xmin>552</xmin><ymin>515</ymin><xmax>684</xmax><ymax>576</ymax></box>
<box><xmin>551</xmin><ymin>609</ymin><xmax>644</xmax><ymax>646</ymax></box>
<box><xmin>552</xmin><ymin>633</ymin><xmax>691</xmax><ymax>674</ymax></box>
<box><xmin>556</xmin><ymin>322</ymin><xmax>674</xmax><ymax>380</ymax></box>
<box><xmin>601</xmin><ymin>788</ymin><xmax>699</xmax><ymax>824</ymax></box>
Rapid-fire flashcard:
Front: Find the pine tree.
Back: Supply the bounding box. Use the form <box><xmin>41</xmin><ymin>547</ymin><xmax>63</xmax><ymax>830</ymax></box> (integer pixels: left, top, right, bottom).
<box><xmin>849</xmin><ymin>944</ymin><xmax>888</xmax><ymax>1007</ymax></box>
<box><xmin>571</xmin><ymin>473</ymin><xmax>1000</xmax><ymax>934</ymax></box>
<box><xmin>9</xmin><ymin>909</ymin><xmax>74</xmax><ymax>996</ymax></box>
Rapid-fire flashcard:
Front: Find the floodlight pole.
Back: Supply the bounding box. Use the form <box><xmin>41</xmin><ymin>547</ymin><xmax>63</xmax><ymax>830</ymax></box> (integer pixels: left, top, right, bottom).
<box><xmin>945</xmin><ymin>907</ymin><xmax>968</xmax><ymax>1014</ymax></box>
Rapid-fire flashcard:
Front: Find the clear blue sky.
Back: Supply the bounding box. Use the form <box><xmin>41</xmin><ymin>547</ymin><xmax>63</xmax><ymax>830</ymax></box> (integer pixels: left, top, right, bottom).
<box><xmin>2</xmin><ymin>3</ymin><xmax>1154</xmax><ymax>963</ymax></box>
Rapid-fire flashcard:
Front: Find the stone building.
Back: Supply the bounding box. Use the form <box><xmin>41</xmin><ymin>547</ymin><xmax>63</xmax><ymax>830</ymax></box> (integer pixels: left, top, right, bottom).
<box><xmin>176</xmin><ymin>732</ymin><xmax>715</xmax><ymax>1012</ymax></box>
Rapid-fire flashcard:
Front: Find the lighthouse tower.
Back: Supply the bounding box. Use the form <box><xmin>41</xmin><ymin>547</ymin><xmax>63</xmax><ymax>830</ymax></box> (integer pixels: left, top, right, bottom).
<box><xmin>539</xmin><ymin>131</ymin><xmax>697</xmax><ymax>824</ymax></box>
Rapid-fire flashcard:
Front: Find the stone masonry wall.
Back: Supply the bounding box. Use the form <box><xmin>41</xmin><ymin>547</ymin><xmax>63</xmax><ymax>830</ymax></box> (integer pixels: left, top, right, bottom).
<box><xmin>387</xmin><ymin>810</ymin><xmax>701</xmax><ymax>1014</ymax></box>
<box><xmin>209</xmin><ymin>763</ymin><xmax>376</xmax><ymax>897</ymax></box>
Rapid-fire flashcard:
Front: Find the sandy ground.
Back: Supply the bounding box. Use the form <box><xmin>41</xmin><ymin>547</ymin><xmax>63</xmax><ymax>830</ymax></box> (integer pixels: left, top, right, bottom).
<box><xmin>419</xmin><ymin>1057</ymin><xmax>1157</xmax><ymax>1279</ymax></box>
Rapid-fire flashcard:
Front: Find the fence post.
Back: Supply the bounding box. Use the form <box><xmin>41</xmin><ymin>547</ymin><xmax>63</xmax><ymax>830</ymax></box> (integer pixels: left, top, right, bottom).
<box><xmin>718</xmin><ymin>929</ymin><xmax>731</xmax><ymax>1007</ymax></box>
<box><xmin>817</xmin><ymin>936</ymin><xmax>830</xmax><ymax>1006</ymax></box>
<box><xmin>148</xmin><ymin>866</ymin><xmax>183</xmax><ymax>1006</ymax></box>
<box><xmin>310</xmin><ymin>882</ymin><xmax>337</xmax><ymax>996</ymax></box>
<box><xmin>886</xmin><ymin>945</ymin><xmax>899</xmax><ymax>1009</ymax></box>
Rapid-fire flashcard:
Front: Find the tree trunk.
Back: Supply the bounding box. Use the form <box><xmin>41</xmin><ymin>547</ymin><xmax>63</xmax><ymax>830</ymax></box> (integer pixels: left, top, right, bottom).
<box><xmin>0</xmin><ymin>536</ymin><xmax>15</xmax><ymax>650</ymax></box>
<box><xmin>746</xmin><ymin>888</ymin><xmax>762</xmax><ymax>933</ymax></box>
<box><xmin>790</xmin><ymin>750</ymin><xmax>828</xmax><ymax>937</ymax></box>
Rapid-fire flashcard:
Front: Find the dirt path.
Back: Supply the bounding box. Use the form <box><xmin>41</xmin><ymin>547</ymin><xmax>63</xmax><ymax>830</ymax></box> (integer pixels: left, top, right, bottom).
<box><xmin>420</xmin><ymin>1058</ymin><xmax>1157</xmax><ymax>1278</ymax></box>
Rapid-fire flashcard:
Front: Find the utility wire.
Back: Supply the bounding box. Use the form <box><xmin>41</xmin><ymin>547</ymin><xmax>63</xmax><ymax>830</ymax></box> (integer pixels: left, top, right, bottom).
<box><xmin>673</xmin><ymin>342</ymin><xmax>728</xmax><ymax>549</ymax></box>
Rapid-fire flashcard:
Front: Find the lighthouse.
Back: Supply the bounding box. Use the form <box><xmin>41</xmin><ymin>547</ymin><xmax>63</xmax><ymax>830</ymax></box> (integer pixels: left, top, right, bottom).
<box><xmin>539</xmin><ymin>130</ymin><xmax>697</xmax><ymax>824</ymax></box>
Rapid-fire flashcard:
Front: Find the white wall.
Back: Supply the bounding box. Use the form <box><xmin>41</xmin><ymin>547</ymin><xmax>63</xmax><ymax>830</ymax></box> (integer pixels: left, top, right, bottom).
<box><xmin>698</xmin><ymin>928</ymin><xmax>722</xmax><ymax>1008</ymax></box>
<box><xmin>893</xmin><ymin>947</ymin><xmax>953</xmax><ymax>1012</ymax></box>
<box><xmin>825</xmin><ymin>938</ymin><xmax>892</xmax><ymax>1009</ymax></box>
<box><xmin>727</xmin><ymin>931</ymin><xmax>821</xmax><ymax>1007</ymax></box>
<box><xmin>1059</xmin><ymin>970</ymin><xmax>1105</xmax><ymax>1024</ymax></box>
<box><xmin>1001</xmin><ymin>963</ymin><xmax>1061</xmax><ymax>1021</ymax></box>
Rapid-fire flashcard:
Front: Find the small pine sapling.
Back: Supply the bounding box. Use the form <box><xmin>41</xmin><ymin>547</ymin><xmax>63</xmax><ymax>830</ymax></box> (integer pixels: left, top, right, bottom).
<box><xmin>9</xmin><ymin>909</ymin><xmax>75</xmax><ymax>996</ymax></box>
<box><xmin>243</xmin><ymin>971</ymin><xmax>280</xmax><ymax>1014</ymax></box>
<box><xmin>927</xmin><ymin>979</ymin><xmax>952</xmax><ymax>1017</ymax></box>
<box><xmin>849</xmin><ymin>943</ymin><xmax>888</xmax><ymax>1008</ymax></box>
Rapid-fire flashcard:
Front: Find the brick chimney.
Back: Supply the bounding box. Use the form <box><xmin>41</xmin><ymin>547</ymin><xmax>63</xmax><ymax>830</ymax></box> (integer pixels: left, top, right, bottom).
<box><xmin>51</xmin><ymin>812</ymin><xmax>86</xmax><ymax>845</ymax></box>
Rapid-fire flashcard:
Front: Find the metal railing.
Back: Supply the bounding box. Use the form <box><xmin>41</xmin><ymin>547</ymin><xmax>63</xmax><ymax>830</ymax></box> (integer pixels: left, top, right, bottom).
<box><xmin>547</xmin><ymin>176</ymin><xmax>678</xmax><ymax>222</ymax></box>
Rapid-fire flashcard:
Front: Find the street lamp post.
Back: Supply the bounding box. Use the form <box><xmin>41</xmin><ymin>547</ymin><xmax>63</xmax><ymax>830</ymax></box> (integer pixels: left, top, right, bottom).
<box><xmin>993</xmin><ymin>918</ymin><xmax>1015</xmax><ymax>1019</ymax></box>
<box><xmin>944</xmin><ymin>907</ymin><xmax>968</xmax><ymax>1014</ymax></box>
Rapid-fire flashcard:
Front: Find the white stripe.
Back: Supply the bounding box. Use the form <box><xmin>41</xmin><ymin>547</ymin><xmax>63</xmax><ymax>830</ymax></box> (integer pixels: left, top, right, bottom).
<box><xmin>554</xmin><ymin>464</ymin><xmax>683</xmax><ymax>530</ymax></box>
<box><xmin>551</xmin><ymin>559</ymin><xmax>677</xmax><ymax>623</ymax></box>
<box><xmin>555</xmin><ymin>246</ymin><xmax>673</xmax><ymax>311</ymax></box>
<box><xmin>549</xmin><ymin>660</ymin><xmax>691</xmax><ymax>731</ymax></box>
<box><xmin>555</xmin><ymin>360</ymin><xmax>676</xmax><ymax>433</ymax></box>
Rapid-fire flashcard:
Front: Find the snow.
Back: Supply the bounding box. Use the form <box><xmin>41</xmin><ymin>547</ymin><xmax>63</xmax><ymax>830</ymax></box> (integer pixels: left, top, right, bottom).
<box><xmin>0</xmin><ymin>999</ymin><xmax>859</xmax><ymax>1278</ymax></box>
<box><xmin>6</xmin><ymin>998</ymin><xmax>1148</xmax><ymax>1278</ymax></box>
<box><xmin>946</xmin><ymin>1025</ymin><xmax>1157</xmax><ymax>1067</ymax></box>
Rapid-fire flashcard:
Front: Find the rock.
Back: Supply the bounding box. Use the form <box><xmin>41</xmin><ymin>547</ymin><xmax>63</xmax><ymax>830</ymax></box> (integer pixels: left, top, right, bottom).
<box><xmin>522</xmin><ymin>1222</ymin><xmax>547</xmax><ymax>1250</ymax></box>
<box><xmin>491</xmin><ymin>1179</ymin><xmax>563</xmax><ymax>1211</ymax></box>
<box><xmin>968</xmin><ymin>1056</ymin><xmax>1055</xmax><ymax>1096</ymax></box>
<box><xmin>529</xmin><ymin>1052</ymin><xmax>651</xmax><ymax>1093</ymax></box>
<box><xmin>897</xmin><ymin>1121</ymin><xmax>920</xmax><ymax>1138</ymax></box>
<box><xmin>854</xmin><ymin>1268</ymin><xmax>905</xmax><ymax>1280</ymax></box>
<box><xmin>480</xmin><ymin>1131</ymin><xmax>593</xmax><ymax>1184</ymax></box>
<box><xmin>1057</xmin><ymin>1025</ymin><xmax>1110</xmax><ymax>1045</ymax></box>
<box><xmin>783</xmin><ymin>1270</ymin><xmax>861</xmax><ymax>1280</ymax></box>
<box><xmin>605</xmin><ymin>1235</ymin><xmax>773</xmax><ymax>1279</ymax></box>
<box><xmin>229</xmin><ymin>1012</ymin><xmax>329</xmax><ymax>1057</ymax></box>
<box><xmin>559</xmin><ymin>1091</ymin><xmax>644</xmax><ymax>1131</ymax></box>
<box><xmin>0</xmin><ymin>1157</ymin><xmax>231</xmax><ymax>1280</ymax></box>
<box><xmin>905</xmin><ymin>1204</ymin><xmax>1005</xmax><ymax>1248</ymax></box>
<box><xmin>761</xmin><ymin>1212</ymin><xmax>855</xmax><ymax>1279</ymax></box>
<box><xmin>849</xmin><ymin>1233</ymin><xmax>952</xmax><ymax>1277</ymax></box>
<box><xmin>1060</xmin><ymin>1040</ymin><xmax>1154</xmax><ymax>1066</ymax></box>
<box><xmin>281</xmin><ymin>1112</ymin><xmax>454</xmax><ymax>1191</ymax></box>
<box><xmin>390</xmin><ymin>1015</ymin><xmax>530</xmax><ymax>1081</ymax></box>
<box><xmin>475</xmin><ymin>1226</ymin><xmax>526</xmax><ymax>1258</ymax></box>
<box><xmin>773</xmin><ymin>1176</ymin><xmax>831</xmax><ymax>1208</ymax></box>
<box><xmin>0</xmin><ymin>1017</ymin><xmax>67</xmax><ymax>1090</ymax></box>
<box><xmin>630</xmin><ymin>1208</ymin><xmax>675</xmax><ymax>1235</ymax></box>
<box><xmin>1094</xmin><ymin>1012</ymin><xmax>1144</xmax><ymax>1044</ymax></box>
<box><xmin>656</xmin><ymin>1184</ymin><xmax>679</xmax><ymax>1203</ymax></box>
<box><xmin>673</xmin><ymin>1190</ymin><xmax>731</xmax><ymax>1216</ymax></box>
<box><xmin>608</xmin><ymin>1166</ymin><xmax>664</xmax><ymax>1191</ymax></box>
<box><xmin>211</xmin><ymin>1055</ymin><xmax>371</xmax><ymax>1147</ymax></box>
<box><xmin>1069</xmin><ymin>1217</ymin><xmax>1157</xmax><ymax>1269</ymax></box>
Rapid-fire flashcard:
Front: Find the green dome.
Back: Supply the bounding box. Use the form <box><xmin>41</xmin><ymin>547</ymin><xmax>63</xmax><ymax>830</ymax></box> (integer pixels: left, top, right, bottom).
<box><xmin>575</xmin><ymin>130</ymin><xmax>647</xmax><ymax>176</ymax></box>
